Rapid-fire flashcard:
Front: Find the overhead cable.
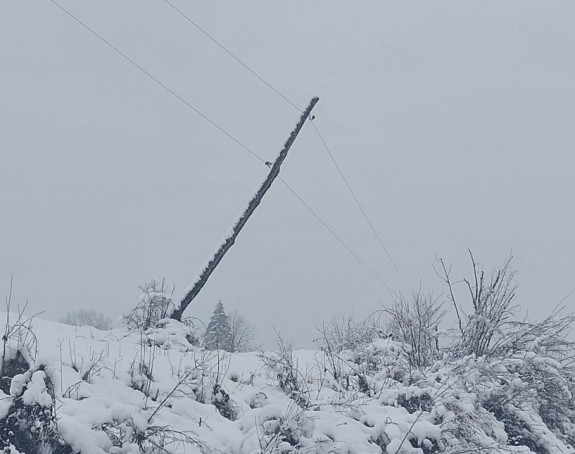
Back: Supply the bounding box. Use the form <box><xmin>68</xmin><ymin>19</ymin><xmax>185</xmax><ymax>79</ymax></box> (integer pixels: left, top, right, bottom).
<box><xmin>50</xmin><ymin>0</ymin><xmax>267</xmax><ymax>164</ymax></box>
<box><xmin>279</xmin><ymin>177</ymin><xmax>394</xmax><ymax>294</ymax></box>
<box><xmin>310</xmin><ymin>121</ymin><xmax>410</xmax><ymax>288</ymax></box>
<box><xmin>158</xmin><ymin>0</ymin><xmax>409</xmax><ymax>289</ymax></box>
<box><xmin>161</xmin><ymin>0</ymin><xmax>303</xmax><ymax>113</ymax></box>
<box><xmin>49</xmin><ymin>0</ymin><xmax>395</xmax><ymax>293</ymax></box>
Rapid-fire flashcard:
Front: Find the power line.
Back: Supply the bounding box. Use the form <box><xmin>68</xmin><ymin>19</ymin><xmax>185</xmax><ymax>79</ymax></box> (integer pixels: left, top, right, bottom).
<box><xmin>310</xmin><ymin>120</ymin><xmax>410</xmax><ymax>288</ymax></box>
<box><xmin>157</xmin><ymin>0</ymin><xmax>408</xmax><ymax>289</ymax></box>
<box><xmin>557</xmin><ymin>288</ymin><xmax>575</xmax><ymax>306</ymax></box>
<box><xmin>49</xmin><ymin>0</ymin><xmax>394</xmax><ymax>293</ymax></box>
<box><xmin>157</xmin><ymin>1</ymin><xmax>407</xmax><ymax>290</ymax></box>
<box><xmin>49</xmin><ymin>0</ymin><xmax>267</xmax><ymax>165</ymax></box>
<box><xmin>279</xmin><ymin>176</ymin><xmax>394</xmax><ymax>294</ymax></box>
<box><xmin>157</xmin><ymin>0</ymin><xmax>403</xmax><ymax>292</ymax></box>
<box><xmin>161</xmin><ymin>0</ymin><xmax>303</xmax><ymax>114</ymax></box>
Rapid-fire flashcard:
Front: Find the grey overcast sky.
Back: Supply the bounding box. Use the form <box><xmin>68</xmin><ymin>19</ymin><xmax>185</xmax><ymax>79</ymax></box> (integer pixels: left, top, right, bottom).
<box><xmin>1</xmin><ymin>1</ymin><xmax>574</xmax><ymax>347</ymax></box>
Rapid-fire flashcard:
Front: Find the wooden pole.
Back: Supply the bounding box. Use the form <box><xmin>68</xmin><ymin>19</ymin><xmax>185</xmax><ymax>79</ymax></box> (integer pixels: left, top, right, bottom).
<box><xmin>171</xmin><ymin>97</ymin><xmax>319</xmax><ymax>321</ymax></box>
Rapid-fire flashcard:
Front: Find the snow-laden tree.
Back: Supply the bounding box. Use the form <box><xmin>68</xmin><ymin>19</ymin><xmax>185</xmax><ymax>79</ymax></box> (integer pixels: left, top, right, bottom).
<box><xmin>205</xmin><ymin>301</ymin><xmax>233</xmax><ymax>351</ymax></box>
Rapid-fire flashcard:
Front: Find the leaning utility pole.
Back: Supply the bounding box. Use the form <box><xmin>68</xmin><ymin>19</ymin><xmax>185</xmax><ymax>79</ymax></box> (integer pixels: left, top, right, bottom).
<box><xmin>171</xmin><ymin>97</ymin><xmax>319</xmax><ymax>321</ymax></box>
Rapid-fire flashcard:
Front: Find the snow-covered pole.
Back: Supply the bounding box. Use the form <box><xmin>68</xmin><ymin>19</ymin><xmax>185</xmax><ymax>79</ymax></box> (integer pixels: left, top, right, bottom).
<box><xmin>171</xmin><ymin>97</ymin><xmax>319</xmax><ymax>321</ymax></box>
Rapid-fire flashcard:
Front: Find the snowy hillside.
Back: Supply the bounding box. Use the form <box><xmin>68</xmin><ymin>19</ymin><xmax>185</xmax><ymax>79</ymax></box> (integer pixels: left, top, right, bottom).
<box><xmin>1</xmin><ymin>308</ymin><xmax>575</xmax><ymax>454</ymax></box>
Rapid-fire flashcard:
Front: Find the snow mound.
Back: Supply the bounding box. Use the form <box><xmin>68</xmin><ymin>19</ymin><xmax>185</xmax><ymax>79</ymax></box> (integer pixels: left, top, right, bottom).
<box><xmin>1</xmin><ymin>311</ymin><xmax>574</xmax><ymax>453</ymax></box>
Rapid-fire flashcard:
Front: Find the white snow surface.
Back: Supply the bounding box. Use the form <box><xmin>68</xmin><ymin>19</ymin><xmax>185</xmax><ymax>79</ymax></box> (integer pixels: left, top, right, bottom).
<box><xmin>1</xmin><ymin>311</ymin><xmax>574</xmax><ymax>454</ymax></box>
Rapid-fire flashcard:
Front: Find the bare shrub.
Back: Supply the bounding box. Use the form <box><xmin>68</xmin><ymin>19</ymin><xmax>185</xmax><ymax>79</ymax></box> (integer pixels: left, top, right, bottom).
<box><xmin>317</xmin><ymin>313</ymin><xmax>384</xmax><ymax>353</ymax></box>
<box><xmin>437</xmin><ymin>251</ymin><xmax>518</xmax><ymax>358</ymax></box>
<box><xmin>129</xmin><ymin>332</ymin><xmax>159</xmax><ymax>403</ymax></box>
<box><xmin>431</xmin><ymin>253</ymin><xmax>575</xmax><ymax>451</ymax></box>
<box><xmin>257</xmin><ymin>401</ymin><xmax>314</xmax><ymax>454</ymax></box>
<box><xmin>97</xmin><ymin>416</ymin><xmax>203</xmax><ymax>453</ymax></box>
<box><xmin>315</xmin><ymin>313</ymin><xmax>408</xmax><ymax>393</ymax></box>
<box><xmin>229</xmin><ymin>309</ymin><xmax>256</xmax><ymax>352</ymax></box>
<box><xmin>60</xmin><ymin>309</ymin><xmax>112</xmax><ymax>330</ymax></box>
<box><xmin>384</xmin><ymin>290</ymin><xmax>444</xmax><ymax>370</ymax></box>
<box><xmin>123</xmin><ymin>279</ymin><xmax>175</xmax><ymax>331</ymax></box>
<box><xmin>479</xmin><ymin>309</ymin><xmax>575</xmax><ymax>450</ymax></box>
<box><xmin>491</xmin><ymin>307</ymin><xmax>575</xmax><ymax>360</ymax></box>
<box><xmin>1</xmin><ymin>280</ymin><xmax>73</xmax><ymax>453</ymax></box>
<box><xmin>259</xmin><ymin>332</ymin><xmax>310</xmax><ymax>408</ymax></box>
<box><xmin>1</xmin><ymin>278</ymin><xmax>38</xmax><ymax>393</ymax></box>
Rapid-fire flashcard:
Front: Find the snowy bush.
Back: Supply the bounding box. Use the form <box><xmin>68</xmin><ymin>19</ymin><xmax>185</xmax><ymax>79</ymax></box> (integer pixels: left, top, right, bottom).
<box><xmin>123</xmin><ymin>279</ymin><xmax>175</xmax><ymax>331</ymax></box>
<box><xmin>384</xmin><ymin>290</ymin><xmax>444</xmax><ymax>371</ymax></box>
<box><xmin>1</xmin><ymin>298</ymin><xmax>38</xmax><ymax>391</ymax></box>
<box><xmin>260</xmin><ymin>333</ymin><xmax>310</xmax><ymax>409</ymax></box>
<box><xmin>258</xmin><ymin>403</ymin><xmax>314</xmax><ymax>453</ymax></box>
<box><xmin>316</xmin><ymin>314</ymin><xmax>403</xmax><ymax>394</ymax></box>
<box><xmin>473</xmin><ymin>312</ymin><xmax>575</xmax><ymax>452</ymax></box>
<box><xmin>350</xmin><ymin>338</ymin><xmax>412</xmax><ymax>390</ymax></box>
<box><xmin>1</xmin><ymin>293</ymin><xmax>76</xmax><ymax>453</ymax></box>
<box><xmin>212</xmin><ymin>383</ymin><xmax>239</xmax><ymax>421</ymax></box>
<box><xmin>0</xmin><ymin>366</ymin><xmax>74</xmax><ymax>454</ymax></box>
<box><xmin>437</xmin><ymin>252</ymin><xmax>518</xmax><ymax>359</ymax></box>
<box><xmin>95</xmin><ymin>416</ymin><xmax>204</xmax><ymax>454</ymax></box>
<box><xmin>316</xmin><ymin>313</ymin><xmax>384</xmax><ymax>353</ymax></box>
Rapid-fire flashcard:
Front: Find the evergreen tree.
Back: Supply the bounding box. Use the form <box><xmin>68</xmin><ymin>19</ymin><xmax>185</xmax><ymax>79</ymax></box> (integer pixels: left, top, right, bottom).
<box><xmin>205</xmin><ymin>301</ymin><xmax>233</xmax><ymax>351</ymax></box>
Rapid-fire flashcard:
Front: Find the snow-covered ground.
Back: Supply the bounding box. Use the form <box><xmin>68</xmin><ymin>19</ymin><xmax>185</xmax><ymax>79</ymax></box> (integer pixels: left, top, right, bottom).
<box><xmin>1</xmin><ymin>311</ymin><xmax>574</xmax><ymax>454</ymax></box>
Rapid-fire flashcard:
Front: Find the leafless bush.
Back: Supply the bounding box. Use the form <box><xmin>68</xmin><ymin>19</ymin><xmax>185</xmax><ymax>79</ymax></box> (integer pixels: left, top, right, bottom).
<box><xmin>259</xmin><ymin>332</ymin><xmax>310</xmax><ymax>408</ymax></box>
<box><xmin>316</xmin><ymin>313</ymin><xmax>412</xmax><ymax>393</ymax></box>
<box><xmin>490</xmin><ymin>307</ymin><xmax>575</xmax><ymax>360</ymax></box>
<box><xmin>436</xmin><ymin>251</ymin><xmax>518</xmax><ymax>358</ymax></box>
<box><xmin>229</xmin><ymin>309</ymin><xmax>256</xmax><ymax>352</ymax></box>
<box><xmin>384</xmin><ymin>290</ymin><xmax>445</xmax><ymax>370</ymax></box>
<box><xmin>123</xmin><ymin>279</ymin><xmax>175</xmax><ymax>331</ymax></box>
<box><xmin>98</xmin><ymin>417</ymin><xmax>204</xmax><ymax>453</ymax></box>
<box><xmin>60</xmin><ymin>309</ymin><xmax>112</xmax><ymax>330</ymax></box>
<box><xmin>314</xmin><ymin>326</ymin><xmax>349</xmax><ymax>391</ymax></box>
<box><xmin>479</xmin><ymin>309</ymin><xmax>575</xmax><ymax>449</ymax></box>
<box><xmin>129</xmin><ymin>332</ymin><xmax>160</xmax><ymax>403</ymax></box>
<box><xmin>432</xmin><ymin>252</ymin><xmax>575</xmax><ymax>450</ymax></box>
<box><xmin>316</xmin><ymin>313</ymin><xmax>384</xmax><ymax>353</ymax></box>
<box><xmin>1</xmin><ymin>277</ymin><xmax>38</xmax><ymax>392</ymax></box>
<box><xmin>80</xmin><ymin>351</ymin><xmax>107</xmax><ymax>383</ymax></box>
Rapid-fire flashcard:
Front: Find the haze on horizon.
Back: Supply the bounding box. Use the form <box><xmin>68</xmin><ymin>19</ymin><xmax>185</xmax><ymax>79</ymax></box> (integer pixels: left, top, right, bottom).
<box><xmin>1</xmin><ymin>1</ymin><xmax>574</xmax><ymax>347</ymax></box>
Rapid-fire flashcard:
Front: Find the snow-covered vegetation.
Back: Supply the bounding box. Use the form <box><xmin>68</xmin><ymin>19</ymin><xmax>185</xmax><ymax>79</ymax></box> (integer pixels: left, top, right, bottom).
<box><xmin>60</xmin><ymin>310</ymin><xmax>113</xmax><ymax>331</ymax></box>
<box><xmin>1</xmin><ymin>257</ymin><xmax>575</xmax><ymax>453</ymax></box>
